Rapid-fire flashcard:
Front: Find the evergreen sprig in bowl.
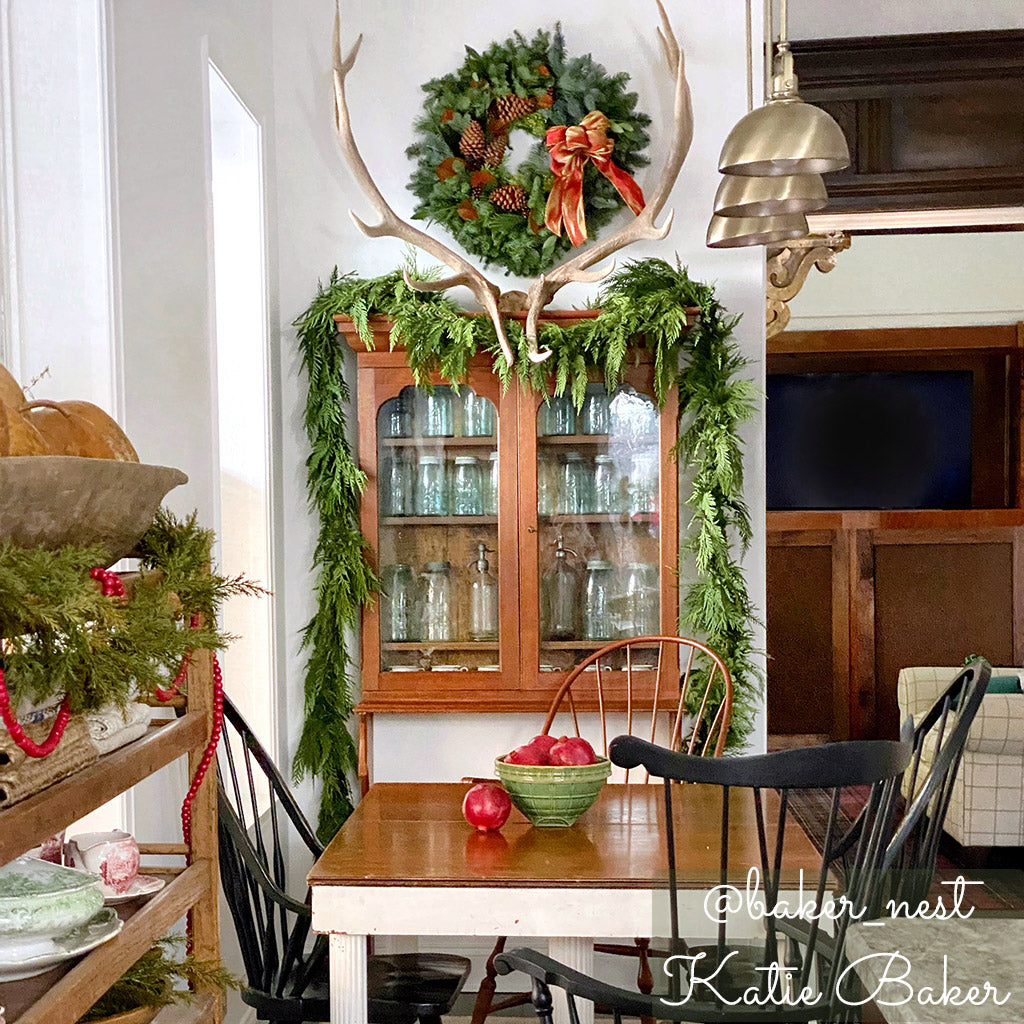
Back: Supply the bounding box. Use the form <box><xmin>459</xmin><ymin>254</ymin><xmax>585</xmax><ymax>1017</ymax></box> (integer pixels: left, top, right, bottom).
<box><xmin>0</xmin><ymin>857</ymin><xmax>104</xmax><ymax>941</ymax></box>
<box><xmin>494</xmin><ymin>756</ymin><xmax>611</xmax><ymax>827</ymax></box>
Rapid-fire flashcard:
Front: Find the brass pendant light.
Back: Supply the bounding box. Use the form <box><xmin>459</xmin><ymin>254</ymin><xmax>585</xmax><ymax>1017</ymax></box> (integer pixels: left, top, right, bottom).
<box><xmin>706</xmin><ymin>0</ymin><xmax>849</xmax><ymax>248</ymax></box>
<box><xmin>706</xmin><ymin>212</ymin><xmax>808</xmax><ymax>249</ymax></box>
<box><xmin>713</xmin><ymin>172</ymin><xmax>827</xmax><ymax>217</ymax></box>
<box><xmin>718</xmin><ymin>43</ymin><xmax>849</xmax><ymax>176</ymax></box>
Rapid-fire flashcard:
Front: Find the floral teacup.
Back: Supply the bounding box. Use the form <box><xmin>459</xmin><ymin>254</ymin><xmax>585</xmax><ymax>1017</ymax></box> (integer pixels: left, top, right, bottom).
<box><xmin>65</xmin><ymin>831</ymin><xmax>139</xmax><ymax>895</ymax></box>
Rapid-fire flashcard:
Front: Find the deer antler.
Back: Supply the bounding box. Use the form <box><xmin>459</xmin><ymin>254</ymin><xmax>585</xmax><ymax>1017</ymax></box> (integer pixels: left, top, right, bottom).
<box><xmin>522</xmin><ymin>0</ymin><xmax>693</xmax><ymax>354</ymax></box>
<box><xmin>331</xmin><ymin>8</ymin><xmax>515</xmax><ymax>365</ymax></box>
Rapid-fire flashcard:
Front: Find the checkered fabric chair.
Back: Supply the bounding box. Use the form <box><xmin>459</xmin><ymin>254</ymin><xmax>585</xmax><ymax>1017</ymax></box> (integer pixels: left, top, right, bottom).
<box><xmin>898</xmin><ymin>666</ymin><xmax>1024</xmax><ymax>847</ymax></box>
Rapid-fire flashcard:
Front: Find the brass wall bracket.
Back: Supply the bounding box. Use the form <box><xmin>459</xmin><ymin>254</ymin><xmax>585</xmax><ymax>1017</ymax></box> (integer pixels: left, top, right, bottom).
<box><xmin>766</xmin><ymin>232</ymin><xmax>851</xmax><ymax>338</ymax></box>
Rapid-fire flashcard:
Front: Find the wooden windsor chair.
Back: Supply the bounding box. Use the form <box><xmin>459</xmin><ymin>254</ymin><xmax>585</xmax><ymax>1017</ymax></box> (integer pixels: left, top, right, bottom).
<box><xmin>470</xmin><ymin>635</ymin><xmax>734</xmax><ymax>1024</ymax></box>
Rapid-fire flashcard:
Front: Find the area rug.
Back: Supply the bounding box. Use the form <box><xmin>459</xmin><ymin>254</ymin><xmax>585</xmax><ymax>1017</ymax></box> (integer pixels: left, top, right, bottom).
<box><xmin>787</xmin><ymin>787</ymin><xmax>1024</xmax><ymax>913</ymax></box>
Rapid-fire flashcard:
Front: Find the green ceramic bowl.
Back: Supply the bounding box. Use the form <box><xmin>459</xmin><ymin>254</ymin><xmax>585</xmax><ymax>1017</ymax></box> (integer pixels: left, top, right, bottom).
<box><xmin>494</xmin><ymin>756</ymin><xmax>611</xmax><ymax>827</ymax></box>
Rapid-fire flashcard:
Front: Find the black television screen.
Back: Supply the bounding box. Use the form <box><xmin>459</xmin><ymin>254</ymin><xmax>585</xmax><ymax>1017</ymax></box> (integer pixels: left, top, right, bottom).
<box><xmin>767</xmin><ymin>371</ymin><xmax>973</xmax><ymax>510</ymax></box>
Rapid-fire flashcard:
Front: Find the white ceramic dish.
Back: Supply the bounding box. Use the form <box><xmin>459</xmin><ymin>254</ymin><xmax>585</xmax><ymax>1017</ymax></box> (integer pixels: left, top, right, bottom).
<box><xmin>102</xmin><ymin>873</ymin><xmax>165</xmax><ymax>905</ymax></box>
<box><xmin>0</xmin><ymin>857</ymin><xmax>104</xmax><ymax>941</ymax></box>
<box><xmin>0</xmin><ymin>907</ymin><xmax>121</xmax><ymax>980</ymax></box>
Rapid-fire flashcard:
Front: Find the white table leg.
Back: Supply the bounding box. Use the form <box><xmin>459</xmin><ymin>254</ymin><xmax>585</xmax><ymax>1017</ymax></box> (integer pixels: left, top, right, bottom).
<box><xmin>549</xmin><ymin>936</ymin><xmax>594</xmax><ymax>1024</ymax></box>
<box><xmin>330</xmin><ymin>933</ymin><xmax>368</xmax><ymax>1024</ymax></box>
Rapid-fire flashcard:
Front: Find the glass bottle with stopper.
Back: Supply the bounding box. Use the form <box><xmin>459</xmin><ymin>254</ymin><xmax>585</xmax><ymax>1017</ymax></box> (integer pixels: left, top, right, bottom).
<box><xmin>468</xmin><ymin>542</ymin><xmax>499</xmax><ymax>642</ymax></box>
<box><xmin>542</xmin><ymin>534</ymin><xmax>581</xmax><ymax>641</ymax></box>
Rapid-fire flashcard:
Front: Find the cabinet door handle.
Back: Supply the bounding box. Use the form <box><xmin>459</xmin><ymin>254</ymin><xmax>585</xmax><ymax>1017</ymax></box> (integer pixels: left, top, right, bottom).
<box><xmin>527</xmin><ymin>526</ymin><xmax>537</xmax><ymax>534</ymax></box>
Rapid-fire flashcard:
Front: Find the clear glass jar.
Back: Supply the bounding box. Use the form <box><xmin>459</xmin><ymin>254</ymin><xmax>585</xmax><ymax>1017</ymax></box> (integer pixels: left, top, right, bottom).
<box><xmin>419</xmin><ymin>386</ymin><xmax>454</xmax><ymax>437</ymax></box>
<box><xmin>541</xmin><ymin>394</ymin><xmax>575</xmax><ymax>436</ymax></box>
<box><xmin>415</xmin><ymin>454</ymin><xmax>448</xmax><ymax>515</ymax></box>
<box><xmin>537</xmin><ymin>453</ymin><xmax>556</xmax><ymax>516</ymax></box>
<box><xmin>621</xmin><ymin>562</ymin><xmax>660</xmax><ymax>637</ymax></box>
<box><xmin>558</xmin><ymin>452</ymin><xmax>590</xmax><ymax>514</ymax></box>
<box><xmin>451</xmin><ymin>456</ymin><xmax>483</xmax><ymax>515</ymax></box>
<box><xmin>380</xmin><ymin>452</ymin><xmax>412</xmax><ymax>516</ymax></box>
<box><xmin>592</xmin><ymin>454</ymin><xmax>620</xmax><ymax>514</ymax></box>
<box><xmin>461</xmin><ymin>389</ymin><xmax>496</xmax><ymax>437</ymax></box>
<box><xmin>419</xmin><ymin>561</ymin><xmax>454</xmax><ymax>641</ymax></box>
<box><xmin>380</xmin><ymin>563</ymin><xmax>415</xmax><ymax>642</ymax></box>
<box><xmin>382</xmin><ymin>393</ymin><xmax>411</xmax><ymax>438</ymax></box>
<box><xmin>482</xmin><ymin>451</ymin><xmax>499</xmax><ymax>515</ymax></box>
<box><xmin>580</xmin><ymin>388</ymin><xmax>610</xmax><ymax>435</ymax></box>
<box><xmin>628</xmin><ymin>452</ymin><xmax>659</xmax><ymax>515</ymax></box>
<box><xmin>582</xmin><ymin>559</ymin><xmax>614</xmax><ymax>640</ymax></box>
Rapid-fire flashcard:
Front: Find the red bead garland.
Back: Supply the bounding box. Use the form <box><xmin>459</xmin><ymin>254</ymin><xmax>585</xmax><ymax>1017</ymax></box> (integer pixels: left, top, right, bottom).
<box><xmin>0</xmin><ymin>564</ymin><xmax>126</xmax><ymax>758</ymax></box>
<box><xmin>180</xmin><ymin>652</ymin><xmax>224</xmax><ymax>849</ymax></box>
<box><xmin>0</xmin><ymin>677</ymin><xmax>70</xmax><ymax>757</ymax></box>
<box><xmin>154</xmin><ymin>615</ymin><xmax>201</xmax><ymax>702</ymax></box>
<box><xmin>89</xmin><ymin>565</ymin><xmax>126</xmax><ymax>602</ymax></box>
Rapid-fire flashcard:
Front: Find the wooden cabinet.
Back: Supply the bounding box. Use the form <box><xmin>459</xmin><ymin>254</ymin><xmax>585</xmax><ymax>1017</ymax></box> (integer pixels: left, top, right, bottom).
<box><xmin>766</xmin><ymin>325</ymin><xmax>1024</xmax><ymax>742</ymax></box>
<box><xmin>0</xmin><ymin>649</ymin><xmax>220</xmax><ymax>1024</ymax></box>
<box><xmin>341</xmin><ymin>315</ymin><xmax>680</xmax><ymax>723</ymax></box>
<box><xmin>768</xmin><ymin>510</ymin><xmax>1024</xmax><ymax>740</ymax></box>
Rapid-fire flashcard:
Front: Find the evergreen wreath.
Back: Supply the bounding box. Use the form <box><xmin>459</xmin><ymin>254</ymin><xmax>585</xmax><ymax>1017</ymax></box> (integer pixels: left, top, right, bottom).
<box><xmin>406</xmin><ymin>26</ymin><xmax>651</xmax><ymax>277</ymax></box>
<box><xmin>295</xmin><ymin>257</ymin><xmax>761</xmax><ymax>839</ymax></box>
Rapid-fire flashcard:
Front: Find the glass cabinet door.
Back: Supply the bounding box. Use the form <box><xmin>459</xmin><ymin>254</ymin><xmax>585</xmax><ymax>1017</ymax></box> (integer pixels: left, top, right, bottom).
<box><xmin>525</xmin><ymin>373</ymin><xmax>678</xmax><ymax>682</ymax></box>
<box><xmin>366</xmin><ymin>367</ymin><xmax>519</xmax><ymax>692</ymax></box>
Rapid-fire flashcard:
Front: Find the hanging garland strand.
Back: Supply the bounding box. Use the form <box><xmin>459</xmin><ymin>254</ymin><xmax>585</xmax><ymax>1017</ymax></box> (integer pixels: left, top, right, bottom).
<box><xmin>294</xmin><ymin>257</ymin><xmax>761</xmax><ymax>835</ymax></box>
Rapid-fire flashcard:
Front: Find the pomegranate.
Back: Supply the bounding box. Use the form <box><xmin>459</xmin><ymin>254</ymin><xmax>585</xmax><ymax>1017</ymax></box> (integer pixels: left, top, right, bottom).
<box><xmin>462</xmin><ymin>782</ymin><xmax>512</xmax><ymax>831</ymax></box>
<box><xmin>529</xmin><ymin>734</ymin><xmax>558</xmax><ymax>757</ymax></box>
<box><xmin>506</xmin><ymin>742</ymin><xmax>549</xmax><ymax>765</ymax></box>
<box><xmin>548</xmin><ymin>736</ymin><xmax>597</xmax><ymax>766</ymax></box>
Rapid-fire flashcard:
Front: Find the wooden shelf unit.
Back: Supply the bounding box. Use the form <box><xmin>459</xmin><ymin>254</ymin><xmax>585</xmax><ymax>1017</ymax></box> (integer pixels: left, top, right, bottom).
<box><xmin>0</xmin><ymin>648</ymin><xmax>221</xmax><ymax>1024</ymax></box>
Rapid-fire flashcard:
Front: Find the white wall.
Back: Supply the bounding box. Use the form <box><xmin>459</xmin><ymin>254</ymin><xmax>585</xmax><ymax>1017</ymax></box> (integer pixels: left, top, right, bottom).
<box><xmin>787</xmin><ymin>232</ymin><xmax>1024</xmax><ymax>330</ymax></box>
<box><xmin>269</xmin><ymin>0</ymin><xmax>769</xmax><ymax>796</ymax></box>
<box><xmin>106</xmin><ymin>5</ymin><xmax>279</xmax><ymax>1020</ymax></box>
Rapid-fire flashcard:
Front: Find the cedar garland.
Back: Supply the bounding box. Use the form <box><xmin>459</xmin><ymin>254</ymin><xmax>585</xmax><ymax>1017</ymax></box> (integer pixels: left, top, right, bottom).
<box><xmin>294</xmin><ymin>258</ymin><xmax>761</xmax><ymax>835</ymax></box>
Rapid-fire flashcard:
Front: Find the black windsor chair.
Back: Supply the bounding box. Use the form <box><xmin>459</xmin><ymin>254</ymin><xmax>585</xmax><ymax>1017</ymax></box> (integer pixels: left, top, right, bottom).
<box><xmin>495</xmin><ymin>733</ymin><xmax>913</xmax><ymax>1024</ymax></box>
<box><xmin>830</xmin><ymin>657</ymin><xmax>990</xmax><ymax>917</ymax></box>
<box><xmin>217</xmin><ymin>695</ymin><xmax>470</xmax><ymax>1024</ymax></box>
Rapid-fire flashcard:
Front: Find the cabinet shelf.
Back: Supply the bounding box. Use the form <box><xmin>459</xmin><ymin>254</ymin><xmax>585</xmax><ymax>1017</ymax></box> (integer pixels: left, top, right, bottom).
<box><xmin>542</xmin><ymin>639</ymin><xmax>660</xmax><ymax>651</ymax></box>
<box><xmin>380</xmin><ymin>516</ymin><xmax>498</xmax><ymax>526</ymax></box>
<box><xmin>539</xmin><ymin>513</ymin><xmax>658</xmax><ymax>526</ymax></box>
<box><xmin>380</xmin><ymin>436</ymin><xmax>495</xmax><ymax>448</ymax></box>
<box><xmin>0</xmin><ymin>714</ymin><xmax>206</xmax><ymax>864</ymax></box>
<box><xmin>1</xmin><ymin>861</ymin><xmax>213</xmax><ymax>1024</ymax></box>
<box><xmin>537</xmin><ymin>433</ymin><xmax>657</xmax><ymax>449</ymax></box>
<box><xmin>383</xmin><ymin>642</ymin><xmax>499</xmax><ymax>652</ymax></box>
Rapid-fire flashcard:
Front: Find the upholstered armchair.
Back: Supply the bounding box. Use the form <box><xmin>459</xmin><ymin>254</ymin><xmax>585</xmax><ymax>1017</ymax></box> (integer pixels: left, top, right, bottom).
<box><xmin>897</xmin><ymin>666</ymin><xmax>1024</xmax><ymax>847</ymax></box>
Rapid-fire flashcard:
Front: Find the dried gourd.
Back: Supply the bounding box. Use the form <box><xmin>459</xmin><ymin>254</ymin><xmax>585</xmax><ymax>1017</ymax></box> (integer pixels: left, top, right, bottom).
<box><xmin>58</xmin><ymin>400</ymin><xmax>139</xmax><ymax>462</ymax></box>
<box><xmin>20</xmin><ymin>400</ymin><xmax>117</xmax><ymax>459</ymax></box>
<box><xmin>0</xmin><ymin>398</ymin><xmax>49</xmax><ymax>456</ymax></box>
<box><xmin>0</xmin><ymin>363</ymin><xmax>25</xmax><ymax>411</ymax></box>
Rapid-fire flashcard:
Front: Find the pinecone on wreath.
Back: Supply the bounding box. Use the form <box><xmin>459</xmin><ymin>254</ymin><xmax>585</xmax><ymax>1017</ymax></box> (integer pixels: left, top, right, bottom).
<box><xmin>493</xmin><ymin>93</ymin><xmax>538</xmax><ymax>124</ymax></box>
<box><xmin>483</xmin><ymin>133</ymin><xmax>508</xmax><ymax>167</ymax></box>
<box><xmin>459</xmin><ymin>120</ymin><xmax>486</xmax><ymax>161</ymax></box>
<box><xmin>491</xmin><ymin>183</ymin><xmax>528</xmax><ymax>214</ymax></box>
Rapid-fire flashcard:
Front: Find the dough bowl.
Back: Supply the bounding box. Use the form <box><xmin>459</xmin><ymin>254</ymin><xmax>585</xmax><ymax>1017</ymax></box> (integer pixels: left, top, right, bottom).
<box><xmin>0</xmin><ymin>457</ymin><xmax>187</xmax><ymax>561</ymax></box>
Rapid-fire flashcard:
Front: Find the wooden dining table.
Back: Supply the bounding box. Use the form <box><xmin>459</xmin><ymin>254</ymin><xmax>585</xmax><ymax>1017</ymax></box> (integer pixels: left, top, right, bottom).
<box><xmin>308</xmin><ymin>782</ymin><xmax>825</xmax><ymax>1024</ymax></box>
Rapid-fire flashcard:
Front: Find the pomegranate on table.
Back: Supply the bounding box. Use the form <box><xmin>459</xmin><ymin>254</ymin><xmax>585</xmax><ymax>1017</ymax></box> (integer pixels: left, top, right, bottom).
<box><xmin>462</xmin><ymin>782</ymin><xmax>512</xmax><ymax>831</ymax></box>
